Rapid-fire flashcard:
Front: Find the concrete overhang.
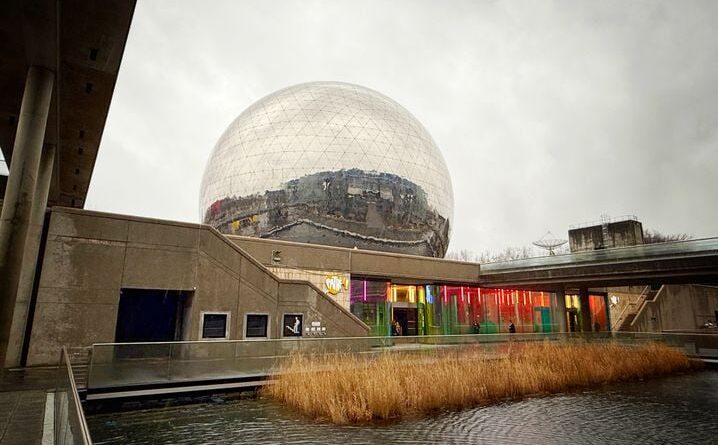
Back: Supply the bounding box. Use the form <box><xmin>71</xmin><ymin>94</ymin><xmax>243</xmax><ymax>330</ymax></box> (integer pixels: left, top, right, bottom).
<box><xmin>228</xmin><ymin>235</ymin><xmax>482</xmax><ymax>285</ymax></box>
<box><xmin>0</xmin><ymin>0</ymin><xmax>135</xmax><ymax>208</ymax></box>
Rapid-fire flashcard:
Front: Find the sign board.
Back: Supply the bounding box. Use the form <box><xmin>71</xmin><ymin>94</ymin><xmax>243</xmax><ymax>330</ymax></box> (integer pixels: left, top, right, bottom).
<box><xmin>305</xmin><ymin>320</ymin><xmax>327</xmax><ymax>337</ymax></box>
<box><xmin>324</xmin><ymin>275</ymin><xmax>347</xmax><ymax>295</ymax></box>
<box><xmin>283</xmin><ymin>314</ymin><xmax>303</xmax><ymax>337</ymax></box>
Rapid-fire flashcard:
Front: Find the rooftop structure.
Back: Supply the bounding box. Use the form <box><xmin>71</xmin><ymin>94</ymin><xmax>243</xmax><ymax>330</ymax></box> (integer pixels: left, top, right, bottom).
<box><xmin>569</xmin><ymin>215</ymin><xmax>644</xmax><ymax>252</ymax></box>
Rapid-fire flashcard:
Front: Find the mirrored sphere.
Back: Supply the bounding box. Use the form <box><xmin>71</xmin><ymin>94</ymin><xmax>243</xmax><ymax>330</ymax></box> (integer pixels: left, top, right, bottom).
<box><xmin>200</xmin><ymin>81</ymin><xmax>454</xmax><ymax>257</ymax></box>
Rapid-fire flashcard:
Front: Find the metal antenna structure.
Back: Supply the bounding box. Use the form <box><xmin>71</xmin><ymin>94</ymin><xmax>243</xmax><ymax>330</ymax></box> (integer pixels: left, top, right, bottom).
<box><xmin>532</xmin><ymin>231</ymin><xmax>568</xmax><ymax>256</ymax></box>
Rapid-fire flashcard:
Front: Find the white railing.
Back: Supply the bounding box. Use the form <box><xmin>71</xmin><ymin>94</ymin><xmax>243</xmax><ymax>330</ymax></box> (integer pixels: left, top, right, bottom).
<box><xmin>612</xmin><ymin>285</ymin><xmax>651</xmax><ymax>331</ymax></box>
<box><xmin>569</xmin><ymin>214</ymin><xmax>638</xmax><ymax>230</ymax></box>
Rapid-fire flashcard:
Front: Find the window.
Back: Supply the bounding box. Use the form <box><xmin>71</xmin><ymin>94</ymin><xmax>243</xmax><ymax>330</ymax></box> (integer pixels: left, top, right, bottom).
<box><xmin>245</xmin><ymin>314</ymin><xmax>269</xmax><ymax>338</ymax></box>
<box><xmin>201</xmin><ymin>312</ymin><xmax>229</xmax><ymax>339</ymax></box>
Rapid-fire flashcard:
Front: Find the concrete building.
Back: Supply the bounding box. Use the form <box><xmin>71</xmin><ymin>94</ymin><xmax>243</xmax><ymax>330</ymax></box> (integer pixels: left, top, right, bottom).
<box><xmin>567</xmin><ymin>216</ymin><xmax>718</xmax><ymax>332</ymax></box>
<box><xmin>569</xmin><ymin>216</ymin><xmax>644</xmax><ymax>252</ymax></box>
<box><xmin>1</xmin><ymin>0</ymin><xmax>717</xmax><ymax>373</ymax></box>
<box><xmin>23</xmin><ymin>207</ymin><xmax>368</xmax><ymax>366</ymax></box>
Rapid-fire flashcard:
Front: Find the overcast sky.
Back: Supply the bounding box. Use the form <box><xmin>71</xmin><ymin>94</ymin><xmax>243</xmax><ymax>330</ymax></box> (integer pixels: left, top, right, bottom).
<box><xmin>86</xmin><ymin>0</ymin><xmax>718</xmax><ymax>254</ymax></box>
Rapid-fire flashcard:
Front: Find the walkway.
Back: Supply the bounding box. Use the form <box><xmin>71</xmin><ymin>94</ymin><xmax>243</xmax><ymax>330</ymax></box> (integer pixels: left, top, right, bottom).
<box><xmin>0</xmin><ymin>369</ymin><xmax>55</xmax><ymax>445</ymax></box>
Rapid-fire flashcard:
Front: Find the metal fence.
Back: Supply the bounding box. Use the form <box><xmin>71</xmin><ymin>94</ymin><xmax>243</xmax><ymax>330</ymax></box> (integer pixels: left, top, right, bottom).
<box><xmin>56</xmin><ymin>347</ymin><xmax>93</xmax><ymax>445</ymax></box>
<box><xmin>480</xmin><ymin>236</ymin><xmax>718</xmax><ymax>271</ymax></box>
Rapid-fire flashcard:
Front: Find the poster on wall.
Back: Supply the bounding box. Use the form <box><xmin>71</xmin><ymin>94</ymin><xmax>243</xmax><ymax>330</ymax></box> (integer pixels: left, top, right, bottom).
<box><xmin>283</xmin><ymin>314</ymin><xmax>303</xmax><ymax>337</ymax></box>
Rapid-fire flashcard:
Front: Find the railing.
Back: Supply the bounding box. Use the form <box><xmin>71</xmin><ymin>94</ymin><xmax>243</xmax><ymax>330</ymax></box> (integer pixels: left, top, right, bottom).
<box><xmin>612</xmin><ymin>285</ymin><xmax>651</xmax><ymax>331</ymax></box>
<box><xmin>480</xmin><ymin>236</ymin><xmax>718</xmax><ymax>271</ymax></box>
<box><xmin>629</xmin><ymin>285</ymin><xmax>670</xmax><ymax>331</ymax></box>
<box><xmin>85</xmin><ymin>332</ymin><xmax>718</xmax><ymax>393</ymax></box>
<box><xmin>56</xmin><ymin>347</ymin><xmax>93</xmax><ymax>445</ymax></box>
<box><xmin>568</xmin><ymin>214</ymin><xmax>638</xmax><ymax>230</ymax></box>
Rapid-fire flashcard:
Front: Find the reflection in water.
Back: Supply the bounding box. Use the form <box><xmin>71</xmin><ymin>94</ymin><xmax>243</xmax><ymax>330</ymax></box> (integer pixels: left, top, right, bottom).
<box><xmin>88</xmin><ymin>371</ymin><xmax>718</xmax><ymax>445</ymax></box>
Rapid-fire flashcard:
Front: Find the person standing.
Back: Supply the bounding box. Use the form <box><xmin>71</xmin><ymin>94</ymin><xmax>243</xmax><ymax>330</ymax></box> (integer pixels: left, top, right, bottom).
<box><xmin>508</xmin><ymin>320</ymin><xmax>516</xmax><ymax>334</ymax></box>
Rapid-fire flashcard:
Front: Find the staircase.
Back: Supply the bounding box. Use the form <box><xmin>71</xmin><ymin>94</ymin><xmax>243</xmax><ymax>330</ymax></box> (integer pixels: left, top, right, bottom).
<box><xmin>617</xmin><ymin>313</ymin><xmax>637</xmax><ymax>331</ymax></box>
<box><xmin>613</xmin><ymin>286</ymin><xmax>661</xmax><ymax>332</ymax></box>
<box><xmin>65</xmin><ymin>346</ymin><xmax>91</xmax><ymax>392</ymax></box>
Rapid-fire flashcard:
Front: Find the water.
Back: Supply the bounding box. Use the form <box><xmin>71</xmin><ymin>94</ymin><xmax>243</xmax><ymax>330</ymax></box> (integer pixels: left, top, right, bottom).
<box><xmin>87</xmin><ymin>371</ymin><xmax>718</xmax><ymax>445</ymax></box>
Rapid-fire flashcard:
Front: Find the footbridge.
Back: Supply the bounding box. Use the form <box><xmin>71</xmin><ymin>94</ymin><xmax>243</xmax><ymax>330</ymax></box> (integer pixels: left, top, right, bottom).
<box><xmin>478</xmin><ymin>237</ymin><xmax>718</xmax><ymax>290</ymax></box>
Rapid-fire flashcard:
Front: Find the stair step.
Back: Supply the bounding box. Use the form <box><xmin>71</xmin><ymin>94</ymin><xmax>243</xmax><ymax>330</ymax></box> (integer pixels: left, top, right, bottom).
<box><xmin>618</xmin><ymin>313</ymin><xmax>636</xmax><ymax>331</ymax></box>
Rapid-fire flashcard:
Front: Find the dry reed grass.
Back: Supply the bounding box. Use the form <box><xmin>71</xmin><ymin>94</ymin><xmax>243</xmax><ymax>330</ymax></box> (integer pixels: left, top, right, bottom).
<box><xmin>262</xmin><ymin>341</ymin><xmax>699</xmax><ymax>424</ymax></box>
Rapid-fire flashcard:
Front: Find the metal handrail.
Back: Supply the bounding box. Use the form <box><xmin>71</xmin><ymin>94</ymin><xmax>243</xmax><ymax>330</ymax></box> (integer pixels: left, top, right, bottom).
<box><xmin>630</xmin><ymin>285</ymin><xmax>665</xmax><ymax>329</ymax></box>
<box><xmin>89</xmin><ymin>329</ymin><xmax>718</xmax><ymax>348</ymax></box>
<box><xmin>612</xmin><ymin>285</ymin><xmax>650</xmax><ymax>330</ymax></box>
<box><xmin>92</xmin><ymin>331</ymin><xmax>578</xmax><ymax>347</ymax></box>
<box><xmin>84</xmin><ymin>332</ymin><xmax>718</xmax><ymax>394</ymax></box>
<box><xmin>568</xmin><ymin>214</ymin><xmax>638</xmax><ymax>230</ymax></box>
<box><xmin>61</xmin><ymin>347</ymin><xmax>93</xmax><ymax>445</ymax></box>
<box><xmin>480</xmin><ymin>236</ymin><xmax>718</xmax><ymax>270</ymax></box>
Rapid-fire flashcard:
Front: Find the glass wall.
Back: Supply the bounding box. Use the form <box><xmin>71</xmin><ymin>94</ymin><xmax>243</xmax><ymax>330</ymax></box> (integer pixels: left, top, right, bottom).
<box><xmin>565</xmin><ymin>293</ymin><xmax>610</xmax><ymax>332</ymax></box>
<box><xmin>349</xmin><ymin>280</ymin><xmax>391</xmax><ymax>336</ymax></box>
<box><xmin>589</xmin><ymin>295</ymin><xmax>608</xmax><ymax>332</ymax></box>
<box><xmin>350</xmin><ymin>279</ymin><xmax>559</xmax><ymax>336</ymax></box>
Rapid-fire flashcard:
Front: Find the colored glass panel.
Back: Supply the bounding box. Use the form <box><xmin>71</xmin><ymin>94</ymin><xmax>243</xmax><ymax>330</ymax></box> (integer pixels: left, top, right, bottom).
<box><xmin>589</xmin><ymin>294</ymin><xmax>608</xmax><ymax>332</ymax></box>
<box><xmin>349</xmin><ymin>280</ymin><xmax>558</xmax><ymax>337</ymax></box>
<box><xmin>350</xmin><ymin>279</ymin><xmax>391</xmax><ymax>336</ymax></box>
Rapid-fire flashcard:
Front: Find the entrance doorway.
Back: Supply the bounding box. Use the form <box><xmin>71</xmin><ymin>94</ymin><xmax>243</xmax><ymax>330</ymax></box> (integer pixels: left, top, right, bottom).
<box><xmin>533</xmin><ymin>307</ymin><xmax>552</xmax><ymax>333</ymax></box>
<box><xmin>115</xmin><ymin>289</ymin><xmax>191</xmax><ymax>343</ymax></box>
<box><xmin>393</xmin><ymin>307</ymin><xmax>418</xmax><ymax>336</ymax></box>
<box><xmin>567</xmin><ymin>309</ymin><xmax>578</xmax><ymax>333</ymax></box>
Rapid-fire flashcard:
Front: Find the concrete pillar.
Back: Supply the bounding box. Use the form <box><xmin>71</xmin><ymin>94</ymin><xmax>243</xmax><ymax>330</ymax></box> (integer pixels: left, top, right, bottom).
<box><xmin>5</xmin><ymin>144</ymin><xmax>55</xmax><ymax>367</ymax></box>
<box><xmin>555</xmin><ymin>287</ymin><xmax>567</xmax><ymax>332</ymax></box>
<box><xmin>0</xmin><ymin>66</ymin><xmax>54</xmax><ymax>368</ymax></box>
<box><xmin>579</xmin><ymin>287</ymin><xmax>591</xmax><ymax>333</ymax></box>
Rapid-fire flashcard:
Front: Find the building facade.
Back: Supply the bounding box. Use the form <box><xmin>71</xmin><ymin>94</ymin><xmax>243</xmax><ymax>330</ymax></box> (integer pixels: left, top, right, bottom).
<box><xmin>13</xmin><ymin>207</ymin><xmax>618</xmax><ymax>366</ymax></box>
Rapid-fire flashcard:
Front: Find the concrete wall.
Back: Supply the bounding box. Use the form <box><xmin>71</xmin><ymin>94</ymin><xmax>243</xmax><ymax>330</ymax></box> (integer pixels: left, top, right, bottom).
<box><xmin>26</xmin><ymin>208</ymin><xmax>368</xmax><ymax>366</ymax></box>
<box><xmin>270</xmin><ymin>266</ymin><xmax>351</xmax><ymax>310</ymax></box>
<box><xmin>607</xmin><ymin>220</ymin><xmax>643</xmax><ymax>248</ymax></box>
<box><xmin>606</xmin><ymin>286</ymin><xmax>647</xmax><ymax>330</ymax></box>
<box><xmin>569</xmin><ymin>225</ymin><xmax>604</xmax><ymax>252</ymax></box>
<box><xmin>230</xmin><ymin>235</ymin><xmax>480</xmax><ymax>284</ymax></box>
<box><xmin>569</xmin><ymin>220</ymin><xmax>644</xmax><ymax>252</ymax></box>
<box><xmin>631</xmin><ymin>285</ymin><xmax>718</xmax><ymax>332</ymax></box>
<box><xmin>276</xmin><ymin>281</ymin><xmax>366</xmax><ymax>337</ymax></box>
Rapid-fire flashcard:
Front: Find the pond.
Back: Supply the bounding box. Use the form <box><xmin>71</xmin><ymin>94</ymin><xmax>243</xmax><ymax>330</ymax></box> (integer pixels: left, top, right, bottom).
<box><xmin>87</xmin><ymin>370</ymin><xmax>718</xmax><ymax>445</ymax></box>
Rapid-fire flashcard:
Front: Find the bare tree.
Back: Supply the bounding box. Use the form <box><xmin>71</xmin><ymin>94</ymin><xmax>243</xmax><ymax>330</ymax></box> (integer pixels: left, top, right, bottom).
<box><xmin>445</xmin><ymin>249</ymin><xmax>477</xmax><ymax>262</ymax></box>
<box><xmin>446</xmin><ymin>245</ymin><xmax>541</xmax><ymax>263</ymax></box>
<box><xmin>643</xmin><ymin>229</ymin><xmax>692</xmax><ymax>244</ymax></box>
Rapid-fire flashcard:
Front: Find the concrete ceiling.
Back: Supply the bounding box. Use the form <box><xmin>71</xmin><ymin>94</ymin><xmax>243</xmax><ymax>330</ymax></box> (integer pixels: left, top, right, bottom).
<box><xmin>0</xmin><ymin>0</ymin><xmax>136</xmax><ymax>208</ymax></box>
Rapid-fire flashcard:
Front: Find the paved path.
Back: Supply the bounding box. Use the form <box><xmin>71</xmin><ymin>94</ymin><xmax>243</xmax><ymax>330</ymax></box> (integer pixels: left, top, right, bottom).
<box><xmin>0</xmin><ymin>390</ymin><xmax>46</xmax><ymax>445</ymax></box>
<box><xmin>0</xmin><ymin>369</ymin><xmax>56</xmax><ymax>445</ymax></box>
